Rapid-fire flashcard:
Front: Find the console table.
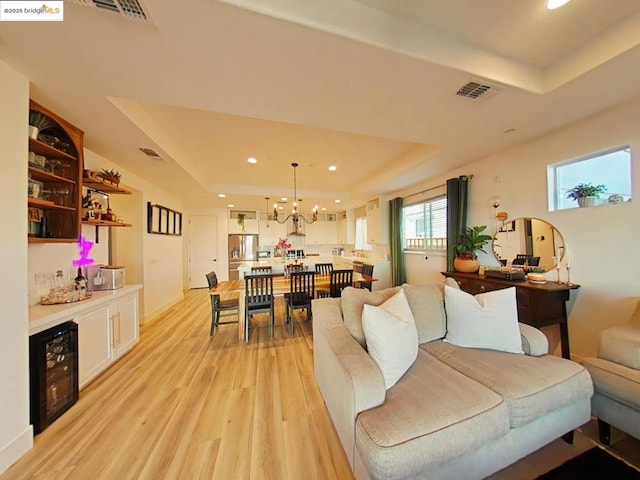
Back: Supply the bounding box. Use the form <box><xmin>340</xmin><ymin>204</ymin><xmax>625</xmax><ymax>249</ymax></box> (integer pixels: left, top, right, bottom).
<box><xmin>442</xmin><ymin>272</ymin><xmax>579</xmax><ymax>359</ymax></box>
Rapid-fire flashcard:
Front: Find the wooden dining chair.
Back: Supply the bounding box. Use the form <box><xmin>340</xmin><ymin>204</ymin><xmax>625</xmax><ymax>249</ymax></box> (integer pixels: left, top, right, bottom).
<box><xmin>206</xmin><ymin>271</ymin><xmax>239</xmax><ymax>337</ymax></box>
<box><xmin>284</xmin><ymin>271</ymin><xmax>315</xmax><ymax>335</ymax></box>
<box><xmin>360</xmin><ymin>263</ymin><xmax>374</xmax><ymax>291</ymax></box>
<box><xmin>284</xmin><ymin>263</ymin><xmax>305</xmax><ymax>276</ymax></box>
<box><xmin>251</xmin><ymin>266</ymin><xmax>272</xmax><ymax>275</ymax></box>
<box><xmin>315</xmin><ymin>263</ymin><xmax>333</xmax><ymax>275</ymax></box>
<box><xmin>352</xmin><ymin>261</ymin><xmax>364</xmax><ymax>273</ymax></box>
<box><xmin>318</xmin><ymin>269</ymin><xmax>353</xmax><ymax>298</ymax></box>
<box><xmin>244</xmin><ymin>273</ymin><xmax>274</xmax><ymax>340</ymax></box>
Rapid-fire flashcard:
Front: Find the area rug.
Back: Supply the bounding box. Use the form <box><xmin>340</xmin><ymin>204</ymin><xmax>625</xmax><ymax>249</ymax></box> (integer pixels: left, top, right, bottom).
<box><xmin>536</xmin><ymin>447</ymin><xmax>640</xmax><ymax>479</ymax></box>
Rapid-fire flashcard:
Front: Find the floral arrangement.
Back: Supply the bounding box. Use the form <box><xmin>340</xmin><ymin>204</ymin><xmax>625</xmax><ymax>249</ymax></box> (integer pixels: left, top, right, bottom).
<box><xmin>276</xmin><ymin>237</ymin><xmax>291</xmax><ymax>252</ymax></box>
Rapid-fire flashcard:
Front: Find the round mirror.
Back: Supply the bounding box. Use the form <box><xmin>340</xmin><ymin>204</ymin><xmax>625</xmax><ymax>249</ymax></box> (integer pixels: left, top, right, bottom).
<box><xmin>492</xmin><ymin>217</ymin><xmax>565</xmax><ymax>272</ymax></box>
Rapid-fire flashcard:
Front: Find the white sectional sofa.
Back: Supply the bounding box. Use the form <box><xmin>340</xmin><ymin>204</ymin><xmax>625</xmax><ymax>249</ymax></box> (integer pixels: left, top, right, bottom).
<box><xmin>312</xmin><ymin>283</ymin><xmax>593</xmax><ymax>480</ymax></box>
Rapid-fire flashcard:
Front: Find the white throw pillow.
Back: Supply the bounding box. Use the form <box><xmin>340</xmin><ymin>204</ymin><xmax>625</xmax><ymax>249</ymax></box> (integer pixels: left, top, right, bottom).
<box><xmin>444</xmin><ymin>285</ymin><xmax>524</xmax><ymax>354</ymax></box>
<box><xmin>362</xmin><ymin>290</ymin><xmax>419</xmax><ymax>389</ymax></box>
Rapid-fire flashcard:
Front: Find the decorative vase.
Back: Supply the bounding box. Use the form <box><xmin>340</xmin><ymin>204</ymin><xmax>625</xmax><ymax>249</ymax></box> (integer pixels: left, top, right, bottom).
<box><xmin>453</xmin><ymin>254</ymin><xmax>480</xmax><ymax>273</ymax></box>
<box><xmin>577</xmin><ymin>196</ymin><xmax>596</xmax><ymax>207</ymax></box>
<box><xmin>28</xmin><ymin>125</ymin><xmax>39</xmax><ymax>140</ymax></box>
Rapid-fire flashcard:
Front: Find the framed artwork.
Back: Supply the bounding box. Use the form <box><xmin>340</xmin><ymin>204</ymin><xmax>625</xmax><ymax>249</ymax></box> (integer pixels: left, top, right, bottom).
<box><xmin>147</xmin><ymin>202</ymin><xmax>182</xmax><ymax>235</ymax></box>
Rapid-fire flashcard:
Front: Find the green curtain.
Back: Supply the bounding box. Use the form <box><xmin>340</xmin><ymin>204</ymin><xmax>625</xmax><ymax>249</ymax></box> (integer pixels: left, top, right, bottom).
<box><xmin>389</xmin><ymin>197</ymin><xmax>406</xmax><ymax>286</ymax></box>
<box><xmin>446</xmin><ymin>176</ymin><xmax>469</xmax><ymax>271</ymax></box>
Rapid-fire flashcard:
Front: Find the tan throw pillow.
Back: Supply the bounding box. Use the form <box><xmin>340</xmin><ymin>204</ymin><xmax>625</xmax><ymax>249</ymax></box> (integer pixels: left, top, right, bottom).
<box><xmin>341</xmin><ymin>286</ymin><xmax>401</xmax><ymax>347</ymax></box>
<box><xmin>401</xmin><ymin>283</ymin><xmax>447</xmax><ymax>344</ymax></box>
<box><xmin>362</xmin><ymin>290</ymin><xmax>419</xmax><ymax>389</ymax></box>
<box><xmin>444</xmin><ymin>285</ymin><xmax>524</xmax><ymax>354</ymax></box>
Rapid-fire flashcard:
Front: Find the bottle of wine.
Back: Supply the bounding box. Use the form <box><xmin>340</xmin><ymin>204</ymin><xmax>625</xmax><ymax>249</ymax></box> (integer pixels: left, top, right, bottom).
<box><xmin>74</xmin><ymin>267</ymin><xmax>87</xmax><ymax>300</ymax></box>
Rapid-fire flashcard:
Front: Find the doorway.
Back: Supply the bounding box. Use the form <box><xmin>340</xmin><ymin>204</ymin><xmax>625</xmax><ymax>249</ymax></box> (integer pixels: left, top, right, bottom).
<box><xmin>188</xmin><ymin>215</ymin><xmax>218</xmax><ymax>288</ymax></box>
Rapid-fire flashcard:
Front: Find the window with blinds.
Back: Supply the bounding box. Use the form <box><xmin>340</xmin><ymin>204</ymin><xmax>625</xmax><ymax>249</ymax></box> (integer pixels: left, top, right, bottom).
<box><xmin>403</xmin><ymin>196</ymin><xmax>447</xmax><ymax>251</ymax></box>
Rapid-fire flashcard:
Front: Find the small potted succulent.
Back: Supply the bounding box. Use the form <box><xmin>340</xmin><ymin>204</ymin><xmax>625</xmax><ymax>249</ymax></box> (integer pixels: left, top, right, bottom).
<box><xmin>453</xmin><ymin>225</ymin><xmax>492</xmax><ymax>273</ymax></box>
<box><xmin>29</xmin><ymin>111</ymin><xmax>55</xmax><ymax>140</ymax></box>
<box><xmin>566</xmin><ymin>183</ymin><xmax>606</xmax><ymax>207</ymax></box>
<box><xmin>98</xmin><ymin>168</ymin><xmax>121</xmax><ymax>186</ymax></box>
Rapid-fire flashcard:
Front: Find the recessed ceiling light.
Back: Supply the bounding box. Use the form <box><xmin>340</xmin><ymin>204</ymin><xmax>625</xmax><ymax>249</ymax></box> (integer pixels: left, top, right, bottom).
<box><xmin>328</xmin><ymin>165</ymin><xmax>337</xmax><ymax>171</ymax></box>
<box><xmin>228</xmin><ymin>204</ymin><xmax>234</xmax><ymax>208</ymax></box>
<box><xmin>247</xmin><ymin>157</ymin><xmax>257</xmax><ymax>164</ymax></box>
<box><xmin>546</xmin><ymin>0</ymin><xmax>570</xmax><ymax>10</ymax></box>
<box><xmin>218</xmin><ymin>193</ymin><xmax>226</xmax><ymax>198</ymax></box>
<box><xmin>334</xmin><ymin>199</ymin><xmax>341</xmax><ymax>203</ymax></box>
<box><xmin>278</xmin><ymin>206</ymin><xmax>284</xmax><ymax>210</ymax></box>
<box><xmin>321</xmin><ymin>207</ymin><xmax>327</xmax><ymax>211</ymax></box>
<box><xmin>281</xmin><ymin>197</ymin><xmax>287</xmax><ymax>201</ymax></box>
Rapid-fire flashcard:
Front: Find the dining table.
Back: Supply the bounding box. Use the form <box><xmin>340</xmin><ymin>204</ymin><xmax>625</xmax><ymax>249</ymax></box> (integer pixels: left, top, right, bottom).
<box><xmin>209</xmin><ymin>271</ymin><xmax>377</xmax><ymax>341</ymax></box>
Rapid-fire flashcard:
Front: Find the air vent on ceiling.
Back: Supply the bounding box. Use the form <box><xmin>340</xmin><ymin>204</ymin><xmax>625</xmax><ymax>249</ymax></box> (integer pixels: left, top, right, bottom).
<box><xmin>139</xmin><ymin>147</ymin><xmax>162</xmax><ymax>160</ymax></box>
<box><xmin>68</xmin><ymin>0</ymin><xmax>149</xmax><ymax>21</ymax></box>
<box><xmin>456</xmin><ymin>80</ymin><xmax>502</xmax><ymax>102</ymax></box>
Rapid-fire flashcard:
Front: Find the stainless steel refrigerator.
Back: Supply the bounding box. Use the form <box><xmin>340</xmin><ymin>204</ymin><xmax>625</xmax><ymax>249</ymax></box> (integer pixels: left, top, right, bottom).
<box><xmin>228</xmin><ymin>234</ymin><xmax>259</xmax><ymax>280</ymax></box>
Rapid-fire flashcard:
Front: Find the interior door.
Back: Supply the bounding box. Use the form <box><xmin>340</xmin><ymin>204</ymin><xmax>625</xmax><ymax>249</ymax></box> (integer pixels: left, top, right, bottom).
<box><xmin>189</xmin><ymin>215</ymin><xmax>218</xmax><ymax>288</ymax></box>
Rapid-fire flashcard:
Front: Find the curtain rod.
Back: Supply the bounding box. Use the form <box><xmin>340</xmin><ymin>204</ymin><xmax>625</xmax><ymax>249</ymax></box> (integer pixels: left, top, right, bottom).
<box><xmin>404</xmin><ymin>174</ymin><xmax>473</xmax><ymax>200</ymax></box>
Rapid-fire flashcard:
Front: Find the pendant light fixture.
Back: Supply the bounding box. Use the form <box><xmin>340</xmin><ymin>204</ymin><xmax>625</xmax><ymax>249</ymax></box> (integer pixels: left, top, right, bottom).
<box><xmin>274</xmin><ymin>163</ymin><xmax>318</xmax><ymax>236</ymax></box>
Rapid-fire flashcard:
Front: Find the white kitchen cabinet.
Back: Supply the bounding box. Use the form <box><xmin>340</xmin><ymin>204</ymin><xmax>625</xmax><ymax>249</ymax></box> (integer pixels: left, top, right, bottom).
<box><xmin>337</xmin><ymin>210</ymin><xmax>355</xmax><ymax>244</ymax></box>
<box><xmin>306</xmin><ymin>214</ymin><xmax>338</xmax><ymax>245</ymax></box>
<box><xmin>30</xmin><ymin>286</ymin><xmax>142</xmax><ymax>390</ymax></box>
<box><xmin>258</xmin><ymin>213</ymin><xmax>287</xmax><ymax>246</ymax></box>
<box><xmin>112</xmin><ymin>293</ymin><xmax>138</xmax><ymax>358</ymax></box>
<box><xmin>366</xmin><ymin>197</ymin><xmax>388</xmax><ymax>244</ymax></box>
<box><xmin>77</xmin><ymin>304</ymin><xmax>112</xmax><ymax>389</ymax></box>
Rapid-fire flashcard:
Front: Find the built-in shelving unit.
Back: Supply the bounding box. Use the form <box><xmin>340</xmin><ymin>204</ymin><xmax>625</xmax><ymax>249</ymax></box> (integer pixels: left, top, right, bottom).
<box><xmin>27</xmin><ymin>100</ymin><xmax>84</xmax><ymax>243</ymax></box>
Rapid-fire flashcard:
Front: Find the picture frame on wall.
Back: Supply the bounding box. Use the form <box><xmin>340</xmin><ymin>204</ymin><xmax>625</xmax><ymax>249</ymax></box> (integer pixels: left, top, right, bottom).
<box><xmin>147</xmin><ymin>202</ymin><xmax>182</xmax><ymax>235</ymax></box>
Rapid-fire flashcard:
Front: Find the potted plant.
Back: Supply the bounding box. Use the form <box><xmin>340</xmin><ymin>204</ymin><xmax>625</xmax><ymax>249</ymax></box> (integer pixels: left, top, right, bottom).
<box><xmin>28</xmin><ymin>111</ymin><xmax>55</xmax><ymax>140</ymax></box>
<box><xmin>453</xmin><ymin>225</ymin><xmax>492</xmax><ymax>273</ymax></box>
<box><xmin>236</xmin><ymin>213</ymin><xmax>246</xmax><ymax>231</ymax></box>
<box><xmin>566</xmin><ymin>183</ymin><xmax>606</xmax><ymax>207</ymax></box>
<box><xmin>98</xmin><ymin>168</ymin><xmax>122</xmax><ymax>186</ymax></box>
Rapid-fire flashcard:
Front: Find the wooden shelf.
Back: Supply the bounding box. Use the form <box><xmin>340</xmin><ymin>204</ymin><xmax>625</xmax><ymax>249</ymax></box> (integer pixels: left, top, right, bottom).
<box><xmin>28</xmin><ymin>197</ymin><xmax>75</xmax><ymax>211</ymax></box>
<box><xmin>29</xmin><ymin>137</ymin><xmax>77</xmax><ymax>162</ymax></box>
<box><xmin>28</xmin><ymin>237</ymin><xmax>78</xmax><ymax>244</ymax></box>
<box><xmin>83</xmin><ymin>175</ymin><xmax>132</xmax><ymax>194</ymax></box>
<box><xmin>29</xmin><ymin>167</ymin><xmax>76</xmax><ymax>185</ymax></box>
<box><xmin>82</xmin><ymin>220</ymin><xmax>132</xmax><ymax>227</ymax></box>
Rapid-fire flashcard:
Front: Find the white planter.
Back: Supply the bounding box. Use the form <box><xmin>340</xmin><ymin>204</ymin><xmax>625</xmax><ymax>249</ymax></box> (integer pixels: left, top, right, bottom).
<box><xmin>28</xmin><ymin>125</ymin><xmax>39</xmax><ymax>139</ymax></box>
<box><xmin>577</xmin><ymin>196</ymin><xmax>596</xmax><ymax>207</ymax></box>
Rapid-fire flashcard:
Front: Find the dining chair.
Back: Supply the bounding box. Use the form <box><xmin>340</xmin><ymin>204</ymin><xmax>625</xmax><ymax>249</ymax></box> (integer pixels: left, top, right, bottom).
<box><xmin>318</xmin><ymin>269</ymin><xmax>353</xmax><ymax>298</ymax></box>
<box><xmin>205</xmin><ymin>271</ymin><xmax>239</xmax><ymax>337</ymax></box>
<box><xmin>360</xmin><ymin>263</ymin><xmax>374</xmax><ymax>291</ymax></box>
<box><xmin>284</xmin><ymin>263</ymin><xmax>305</xmax><ymax>276</ymax></box>
<box><xmin>352</xmin><ymin>260</ymin><xmax>364</xmax><ymax>273</ymax></box>
<box><xmin>251</xmin><ymin>266</ymin><xmax>272</xmax><ymax>275</ymax></box>
<box><xmin>244</xmin><ymin>273</ymin><xmax>274</xmax><ymax>340</ymax></box>
<box><xmin>284</xmin><ymin>271</ymin><xmax>315</xmax><ymax>335</ymax></box>
<box><xmin>315</xmin><ymin>263</ymin><xmax>333</xmax><ymax>275</ymax></box>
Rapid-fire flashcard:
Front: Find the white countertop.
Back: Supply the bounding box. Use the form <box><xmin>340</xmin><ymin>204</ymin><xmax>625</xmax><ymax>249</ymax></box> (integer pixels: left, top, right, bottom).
<box><xmin>29</xmin><ymin>284</ymin><xmax>143</xmax><ymax>335</ymax></box>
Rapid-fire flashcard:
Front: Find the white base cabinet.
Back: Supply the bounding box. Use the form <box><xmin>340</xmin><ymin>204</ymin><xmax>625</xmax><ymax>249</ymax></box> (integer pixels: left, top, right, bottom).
<box><xmin>76</xmin><ymin>290</ymin><xmax>139</xmax><ymax>388</ymax></box>
<box><xmin>29</xmin><ymin>286</ymin><xmax>141</xmax><ymax>390</ymax></box>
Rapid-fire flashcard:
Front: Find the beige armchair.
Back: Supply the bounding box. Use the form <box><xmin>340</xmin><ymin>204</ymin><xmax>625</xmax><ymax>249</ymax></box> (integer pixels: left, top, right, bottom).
<box><xmin>583</xmin><ymin>302</ymin><xmax>640</xmax><ymax>444</ymax></box>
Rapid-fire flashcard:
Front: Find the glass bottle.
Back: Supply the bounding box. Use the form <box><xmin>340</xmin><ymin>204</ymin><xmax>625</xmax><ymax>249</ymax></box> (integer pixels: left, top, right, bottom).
<box><xmin>74</xmin><ymin>267</ymin><xmax>87</xmax><ymax>300</ymax></box>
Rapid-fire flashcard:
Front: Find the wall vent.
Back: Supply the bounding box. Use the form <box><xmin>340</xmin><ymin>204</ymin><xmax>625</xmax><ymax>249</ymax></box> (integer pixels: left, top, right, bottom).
<box><xmin>456</xmin><ymin>80</ymin><xmax>502</xmax><ymax>101</ymax></box>
<box><xmin>139</xmin><ymin>147</ymin><xmax>162</xmax><ymax>160</ymax></box>
<box><xmin>68</xmin><ymin>0</ymin><xmax>150</xmax><ymax>21</ymax></box>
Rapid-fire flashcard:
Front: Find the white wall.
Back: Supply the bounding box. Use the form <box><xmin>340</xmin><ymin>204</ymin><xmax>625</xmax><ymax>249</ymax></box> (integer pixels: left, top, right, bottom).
<box><xmin>0</xmin><ymin>61</ymin><xmax>33</xmax><ymax>475</ymax></box>
<box><xmin>398</xmin><ymin>97</ymin><xmax>640</xmax><ymax>359</ymax></box>
<box><xmin>84</xmin><ymin>150</ymin><xmax>184</xmax><ymax>324</ymax></box>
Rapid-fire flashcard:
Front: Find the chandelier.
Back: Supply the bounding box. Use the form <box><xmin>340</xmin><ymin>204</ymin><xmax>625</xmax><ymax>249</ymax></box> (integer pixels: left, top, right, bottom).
<box><xmin>274</xmin><ymin>162</ymin><xmax>318</xmax><ymax>236</ymax></box>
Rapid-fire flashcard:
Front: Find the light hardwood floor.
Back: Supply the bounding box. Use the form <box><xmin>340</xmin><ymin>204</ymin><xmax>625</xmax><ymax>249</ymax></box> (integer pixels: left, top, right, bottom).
<box><xmin>3</xmin><ymin>289</ymin><xmax>639</xmax><ymax>479</ymax></box>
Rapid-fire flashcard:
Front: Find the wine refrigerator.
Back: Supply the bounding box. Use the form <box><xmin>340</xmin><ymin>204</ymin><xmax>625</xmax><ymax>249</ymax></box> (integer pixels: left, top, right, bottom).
<box><xmin>29</xmin><ymin>321</ymin><xmax>79</xmax><ymax>434</ymax></box>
